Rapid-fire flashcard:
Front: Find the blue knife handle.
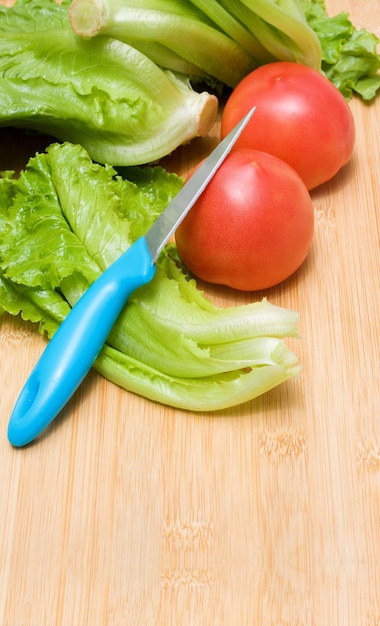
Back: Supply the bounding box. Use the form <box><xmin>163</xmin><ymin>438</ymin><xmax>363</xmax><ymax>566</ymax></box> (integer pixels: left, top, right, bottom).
<box><xmin>8</xmin><ymin>236</ymin><xmax>155</xmax><ymax>447</ymax></box>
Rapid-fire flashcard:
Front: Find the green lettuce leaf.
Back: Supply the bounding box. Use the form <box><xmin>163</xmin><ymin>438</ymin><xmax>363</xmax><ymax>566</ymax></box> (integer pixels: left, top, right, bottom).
<box><xmin>301</xmin><ymin>0</ymin><xmax>380</xmax><ymax>100</ymax></box>
<box><xmin>94</xmin><ymin>342</ymin><xmax>298</xmax><ymax>412</ymax></box>
<box><xmin>0</xmin><ymin>274</ymin><xmax>69</xmax><ymax>337</ymax></box>
<box><xmin>0</xmin><ymin>151</ymin><xmax>100</xmax><ymax>290</ymax></box>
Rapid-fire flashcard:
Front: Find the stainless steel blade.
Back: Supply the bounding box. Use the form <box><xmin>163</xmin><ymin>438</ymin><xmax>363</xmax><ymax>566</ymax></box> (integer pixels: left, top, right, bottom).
<box><xmin>145</xmin><ymin>106</ymin><xmax>256</xmax><ymax>261</ymax></box>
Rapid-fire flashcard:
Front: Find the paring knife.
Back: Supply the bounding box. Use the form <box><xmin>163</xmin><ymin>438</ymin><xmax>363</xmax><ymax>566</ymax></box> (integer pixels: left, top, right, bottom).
<box><xmin>7</xmin><ymin>106</ymin><xmax>256</xmax><ymax>447</ymax></box>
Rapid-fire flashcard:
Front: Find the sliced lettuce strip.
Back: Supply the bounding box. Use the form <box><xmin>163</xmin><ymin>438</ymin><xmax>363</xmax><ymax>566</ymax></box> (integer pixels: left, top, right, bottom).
<box><xmin>0</xmin><ymin>143</ymin><xmax>300</xmax><ymax>411</ymax></box>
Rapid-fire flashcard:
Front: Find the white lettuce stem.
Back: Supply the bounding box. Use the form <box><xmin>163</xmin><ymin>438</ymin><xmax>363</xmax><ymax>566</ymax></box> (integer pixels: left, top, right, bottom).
<box><xmin>69</xmin><ymin>0</ymin><xmax>257</xmax><ymax>87</ymax></box>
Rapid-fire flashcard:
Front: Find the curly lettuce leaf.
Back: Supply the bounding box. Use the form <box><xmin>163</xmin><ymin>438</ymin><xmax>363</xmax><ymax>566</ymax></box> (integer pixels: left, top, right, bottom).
<box><xmin>0</xmin><ymin>273</ymin><xmax>69</xmax><ymax>337</ymax></box>
<box><xmin>301</xmin><ymin>0</ymin><xmax>380</xmax><ymax>100</ymax></box>
<box><xmin>0</xmin><ymin>151</ymin><xmax>100</xmax><ymax>290</ymax></box>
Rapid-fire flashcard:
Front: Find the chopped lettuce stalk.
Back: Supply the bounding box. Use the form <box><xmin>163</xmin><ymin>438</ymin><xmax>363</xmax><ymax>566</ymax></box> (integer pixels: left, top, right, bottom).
<box><xmin>0</xmin><ymin>143</ymin><xmax>301</xmax><ymax>411</ymax></box>
<box><xmin>0</xmin><ymin>0</ymin><xmax>218</xmax><ymax>166</ymax></box>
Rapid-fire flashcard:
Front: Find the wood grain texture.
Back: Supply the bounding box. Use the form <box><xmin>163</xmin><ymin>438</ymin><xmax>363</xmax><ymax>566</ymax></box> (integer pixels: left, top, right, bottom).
<box><xmin>0</xmin><ymin>1</ymin><xmax>379</xmax><ymax>624</ymax></box>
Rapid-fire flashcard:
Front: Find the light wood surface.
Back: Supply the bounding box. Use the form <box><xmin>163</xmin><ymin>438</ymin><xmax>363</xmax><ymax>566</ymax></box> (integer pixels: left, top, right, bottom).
<box><xmin>1</xmin><ymin>1</ymin><xmax>379</xmax><ymax>624</ymax></box>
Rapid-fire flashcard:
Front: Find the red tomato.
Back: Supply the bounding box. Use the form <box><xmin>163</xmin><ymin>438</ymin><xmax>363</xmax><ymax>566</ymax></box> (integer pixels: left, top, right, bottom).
<box><xmin>175</xmin><ymin>149</ymin><xmax>314</xmax><ymax>291</ymax></box>
<box><xmin>221</xmin><ymin>62</ymin><xmax>355</xmax><ymax>190</ymax></box>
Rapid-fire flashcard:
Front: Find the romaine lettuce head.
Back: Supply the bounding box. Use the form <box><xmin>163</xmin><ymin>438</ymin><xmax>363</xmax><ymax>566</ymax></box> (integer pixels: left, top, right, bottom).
<box><xmin>0</xmin><ymin>0</ymin><xmax>218</xmax><ymax>165</ymax></box>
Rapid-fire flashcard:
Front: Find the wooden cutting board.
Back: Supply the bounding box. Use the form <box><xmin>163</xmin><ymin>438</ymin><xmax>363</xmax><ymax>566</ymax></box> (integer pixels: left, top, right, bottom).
<box><xmin>1</xmin><ymin>1</ymin><xmax>379</xmax><ymax>624</ymax></box>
